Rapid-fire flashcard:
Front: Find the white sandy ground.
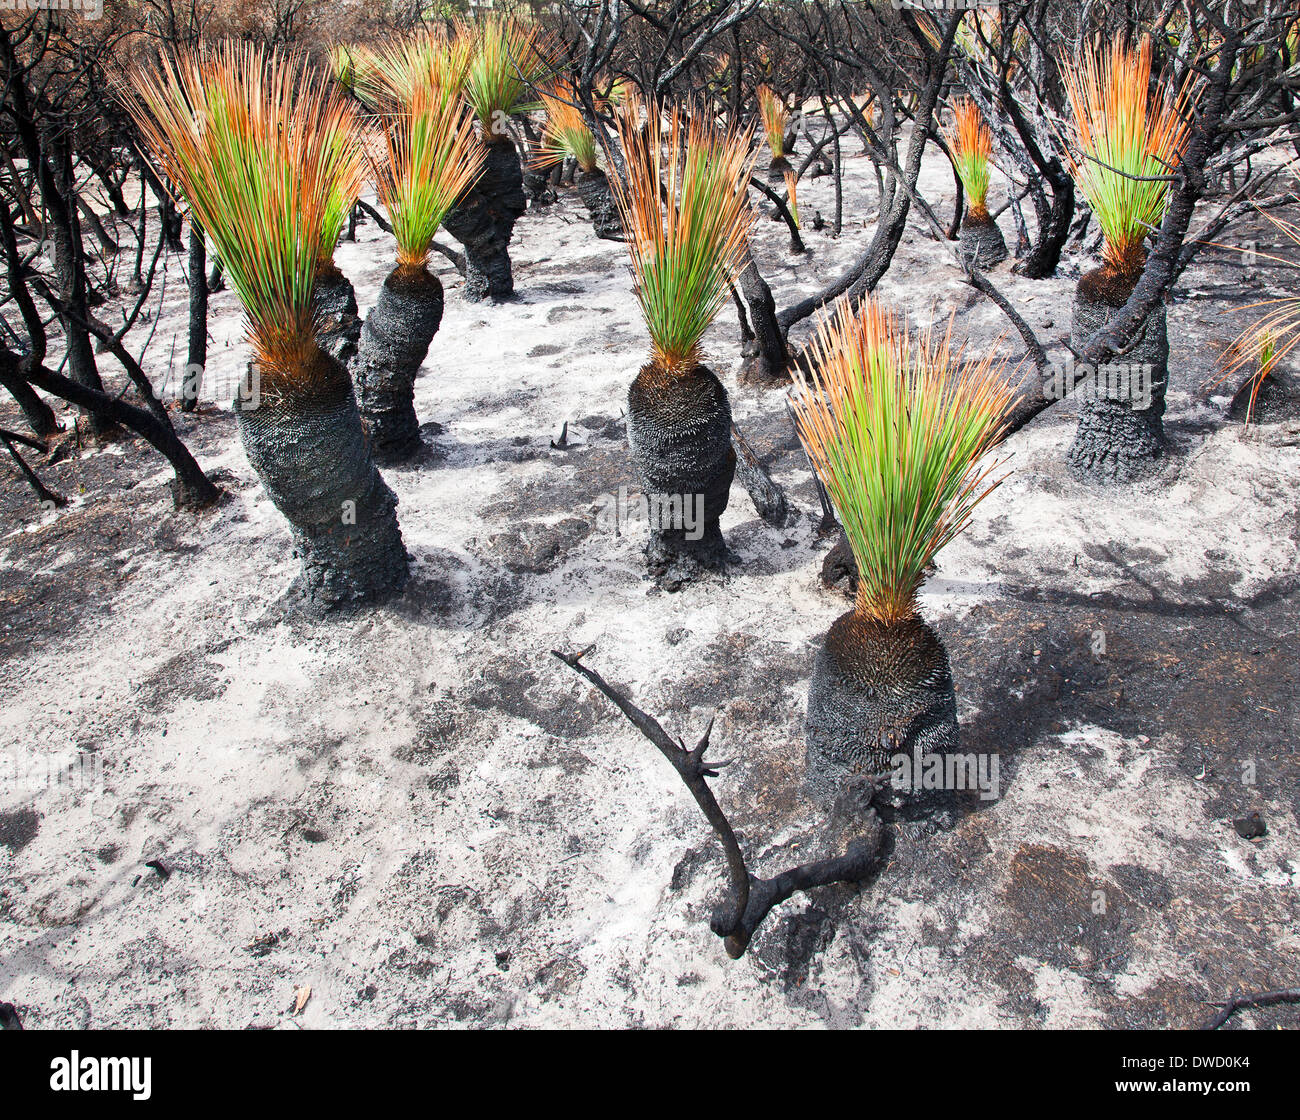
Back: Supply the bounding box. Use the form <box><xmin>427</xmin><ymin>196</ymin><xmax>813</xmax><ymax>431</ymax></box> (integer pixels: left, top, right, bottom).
<box><xmin>1</xmin><ymin>137</ymin><xmax>1298</xmax><ymax>1028</ymax></box>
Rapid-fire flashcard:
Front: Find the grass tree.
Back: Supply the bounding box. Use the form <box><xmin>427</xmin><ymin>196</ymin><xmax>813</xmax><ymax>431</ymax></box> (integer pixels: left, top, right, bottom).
<box><xmin>314</xmin><ymin>116</ymin><xmax>369</xmax><ymax>366</ymax></box>
<box><xmin>350</xmin><ymin>51</ymin><xmax>486</xmax><ymax>461</ymax></box>
<box><xmin>944</xmin><ymin>97</ymin><xmax>1006</xmax><ymax>268</ymax></box>
<box><xmin>1061</xmin><ymin>35</ymin><xmax>1195</xmax><ymax>482</ymax></box>
<box><xmin>126</xmin><ymin>44</ymin><xmax>408</xmax><ymax>608</ymax></box>
<box><xmin>1219</xmin><ymin>203</ymin><xmax>1300</xmax><ymax>423</ymax></box>
<box><xmin>441</xmin><ymin>16</ymin><xmax>553</xmax><ymax>301</ymax></box>
<box><xmin>609</xmin><ymin>103</ymin><xmax>755</xmax><ymax>585</ymax></box>
<box><xmin>784</xmin><ymin>169</ymin><xmax>801</xmax><ymax>230</ymax></box>
<box><xmin>756</xmin><ymin>85</ymin><xmax>791</xmax><ymax>182</ymax></box>
<box><xmin>327</xmin><ymin>43</ymin><xmax>367</xmax><ymax>100</ymax></box>
<box><xmin>358</xmin><ymin>29</ymin><xmax>472</xmax><ymax>109</ymax></box>
<box><xmin>790</xmin><ymin>298</ymin><xmax>1016</xmax><ymax>800</ymax></box>
<box><xmin>534</xmin><ymin>80</ymin><xmax>622</xmax><ymax>241</ymax></box>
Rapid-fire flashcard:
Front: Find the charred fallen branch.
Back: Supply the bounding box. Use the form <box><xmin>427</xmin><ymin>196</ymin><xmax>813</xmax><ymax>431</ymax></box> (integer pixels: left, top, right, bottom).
<box><xmin>731</xmin><ymin>421</ymin><xmax>790</xmax><ymax>528</ymax></box>
<box><xmin>1202</xmin><ymin>987</ymin><xmax>1300</xmax><ymax>1030</ymax></box>
<box><xmin>552</xmin><ymin>646</ymin><xmax>884</xmax><ymax>959</ymax></box>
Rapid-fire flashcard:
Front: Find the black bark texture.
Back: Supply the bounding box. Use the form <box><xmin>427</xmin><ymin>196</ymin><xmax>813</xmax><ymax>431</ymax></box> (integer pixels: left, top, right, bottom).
<box><xmin>1067</xmin><ymin>272</ymin><xmax>1169</xmax><ymax>483</ymax></box>
<box><xmin>958</xmin><ymin>211</ymin><xmax>1008</xmax><ymax>269</ymax></box>
<box><xmin>235</xmin><ymin>357</ymin><xmax>408</xmax><ymax>609</ymax></box>
<box><xmin>573</xmin><ymin>168</ymin><xmax>624</xmax><ymax>241</ymax></box>
<box><xmin>315</xmin><ymin>262</ymin><xmax>363</xmax><ymax>367</ymax></box>
<box><xmin>1229</xmin><ymin>368</ymin><xmax>1295</xmax><ymax>424</ymax></box>
<box><xmin>767</xmin><ymin>154</ymin><xmax>793</xmax><ymax>183</ymax></box>
<box><xmin>0</xmin><ymin>358</ymin><xmax>59</xmax><ymax>437</ymax></box>
<box><xmin>441</xmin><ymin>139</ymin><xmax>526</xmax><ymax>302</ymax></box>
<box><xmin>820</xmin><ymin>530</ymin><xmax>858</xmax><ymax>594</ymax></box>
<box><xmin>805</xmin><ymin>612</ymin><xmax>959</xmax><ymax>803</ymax></box>
<box><xmin>626</xmin><ymin>363</ymin><xmax>736</xmax><ymax>589</ymax></box>
<box><xmin>183</xmin><ymin>223</ymin><xmax>206</xmax><ymax>412</ymax></box>
<box><xmin>736</xmin><ymin>258</ymin><xmax>790</xmax><ymax>385</ymax></box>
<box><xmin>350</xmin><ymin>266</ymin><xmax>443</xmax><ymax>463</ymax></box>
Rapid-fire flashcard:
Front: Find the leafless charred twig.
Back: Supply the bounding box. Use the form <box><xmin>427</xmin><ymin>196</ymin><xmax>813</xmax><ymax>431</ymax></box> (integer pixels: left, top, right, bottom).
<box><xmin>551</xmin><ymin>646</ymin><xmax>882</xmax><ymax>958</ymax></box>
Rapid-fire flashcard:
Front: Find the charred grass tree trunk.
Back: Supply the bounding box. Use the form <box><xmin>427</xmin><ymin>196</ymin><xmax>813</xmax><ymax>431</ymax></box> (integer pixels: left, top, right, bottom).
<box><xmin>184</xmin><ymin>222</ymin><xmax>207</xmax><ymax>412</ymax></box>
<box><xmin>1067</xmin><ymin>262</ymin><xmax>1169</xmax><ymax>482</ymax></box>
<box><xmin>349</xmin><ymin>264</ymin><xmax>444</xmax><ymax>463</ymax></box>
<box><xmin>441</xmin><ymin>138</ymin><xmax>526</xmax><ymax>302</ymax></box>
<box><xmin>573</xmin><ymin>167</ymin><xmax>623</xmax><ymax>241</ymax></box>
<box><xmin>236</xmin><ymin>347</ymin><xmax>408</xmax><ymax>608</ymax></box>
<box><xmin>767</xmin><ymin>154</ymin><xmax>793</xmax><ymax>184</ymax></box>
<box><xmin>626</xmin><ymin>363</ymin><xmax>736</xmax><ymax>588</ymax></box>
<box><xmin>958</xmin><ymin>207</ymin><xmax>1007</xmax><ymax>269</ymax></box>
<box><xmin>314</xmin><ymin>261</ymin><xmax>363</xmax><ymax>367</ymax></box>
<box><xmin>805</xmin><ymin>611</ymin><xmax>959</xmax><ymax>805</ymax></box>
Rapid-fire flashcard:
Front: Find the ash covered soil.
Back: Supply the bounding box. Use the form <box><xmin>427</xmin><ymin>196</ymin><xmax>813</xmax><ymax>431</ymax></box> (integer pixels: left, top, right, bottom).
<box><xmin>1</xmin><ymin>144</ymin><xmax>1298</xmax><ymax>1029</ymax></box>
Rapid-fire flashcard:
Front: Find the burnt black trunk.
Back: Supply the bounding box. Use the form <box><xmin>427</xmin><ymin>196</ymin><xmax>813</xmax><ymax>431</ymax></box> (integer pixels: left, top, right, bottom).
<box><xmin>523</xmin><ymin>161</ymin><xmax>556</xmax><ymax>207</ymax></box>
<box><xmin>183</xmin><ymin>223</ymin><xmax>206</xmax><ymax>412</ymax></box>
<box><xmin>767</xmin><ymin>154</ymin><xmax>793</xmax><ymax>183</ymax></box>
<box><xmin>1015</xmin><ymin>165</ymin><xmax>1073</xmax><ymax>279</ymax></box>
<box><xmin>1066</xmin><ymin>267</ymin><xmax>1169</xmax><ymax>483</ymax></box>
<box><xmin>315</xmin><ymin>262</ymin><xmax>363</xmax><ymax>367</ymax></box>
<box><xmin>573</xmin><ymin>168</ymin><xmax>624</xmax><ymax>241</ymax></box>
<box><xmin>738</xmin><ymin>257</ymin><xmax>785</xmax><ymax>387</ymax></box>
<box><xmin>0</xmin><ymin>359</ymin><xmax>59</xmax><ymax>437</ymax></box>
<box><xmin>349</xmin><ymin>265</ymin><xmax>443</xmax><ymax>463</ymax></box>
<box><xmin>806</xmin><ymin>612</ymin><xmax>959</xmax><ymax>803</ymax></box>
<box><xmin>626</xmin><ymin>363</ymin><xmax>735</xmax><ymax>588</ymax></box>
<box><xmin>441</xmin><ymin>139</ymin><xmax>526</xmax><ymax>302</ymax></box>
<box><xmin>49</xmin><ymin>135</ymin><xmax>113</xmax><ymax>437</ymax></box>
<box><xmin>235</xmin><ymin>352</ymin><xmax>408</xmax><ymax>609</ymax></box>
<box><xmin>737</xmin><ymin>259</ymin><xmax>790</xmax><ymax>385</ymax></box>
<box><xmin>958</xmin><ymin>211</ymin><xmax>1007</xmax><ymax>269</ymax></box>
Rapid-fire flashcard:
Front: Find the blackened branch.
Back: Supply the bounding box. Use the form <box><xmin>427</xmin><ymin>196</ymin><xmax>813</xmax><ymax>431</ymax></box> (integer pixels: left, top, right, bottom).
<box><xmin>731</xmin><ymin>421</ymin><xmax>790</xmax><ymax>528</ymax></box>
<box><xmin>551</xmin><ymin>645</ymin><xmax>750</xmax><ymax>936</ymax></box>
<box><xmin>1202</xmin><ymin>987</ymin><xmax>1300</xmax><ymax>1030</ymax></box>
<box><xmin>723</xmin><ymin>834</ymin><xmax>882</xmax><ymax>959</ymax></box>
<box><xmin>551</xmin><ymin>647</ymin><xmax>883</xmax><ymax>959</ymax></box>
<box><xmin>748</xmin><ymin>178</ymin><xmax>806</xmax><ymax>254</ymax></box>
<box><xmin>1</xmin><ymin>431</ymin><xmax>65</xmax><ymax>507</ymax></box>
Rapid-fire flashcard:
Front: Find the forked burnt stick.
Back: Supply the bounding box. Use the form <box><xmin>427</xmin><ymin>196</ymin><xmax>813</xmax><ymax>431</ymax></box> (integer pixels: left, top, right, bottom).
<box><xmin>551</xmin><ymin>646</ymin><xmax>883</xmax><ymax>959</ymax></box>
